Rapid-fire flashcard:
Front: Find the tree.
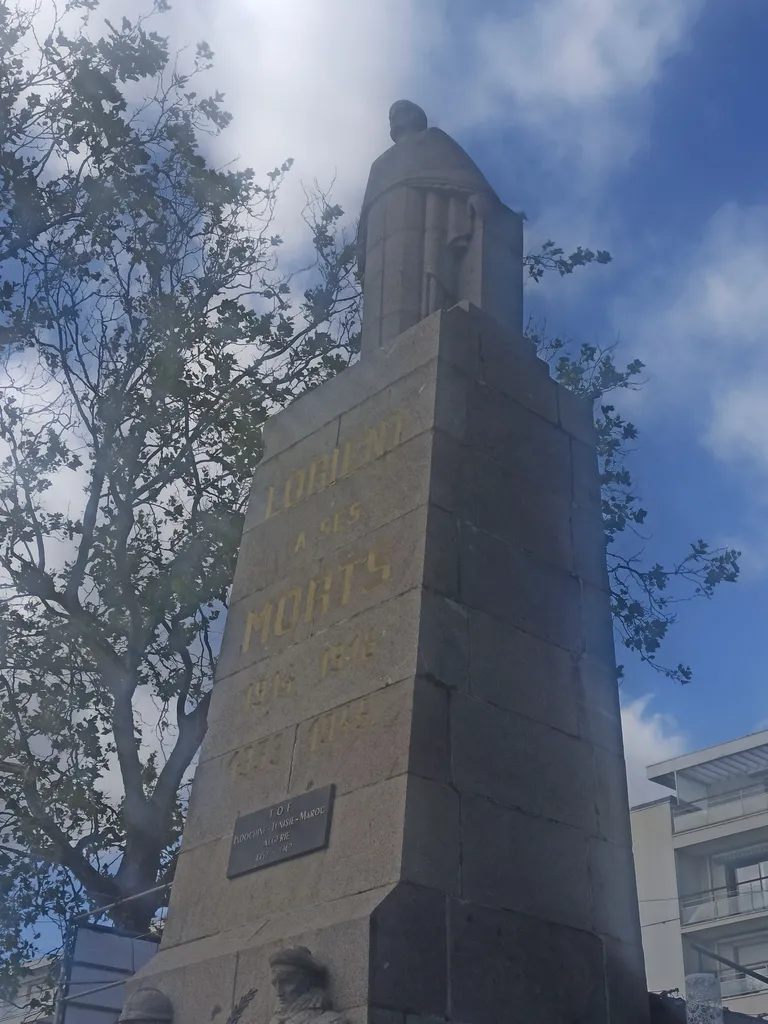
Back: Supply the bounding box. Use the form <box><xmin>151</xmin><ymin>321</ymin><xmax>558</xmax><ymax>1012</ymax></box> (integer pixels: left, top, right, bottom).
<box><xmin>0</xmin><ymin>0</ymin><xmax>357</xmax><ymax>991</ymax></box>
<box><xmin>0</xmin><ymin>0</ymin><xmax>738</xmax><ymax>998</ymax></box>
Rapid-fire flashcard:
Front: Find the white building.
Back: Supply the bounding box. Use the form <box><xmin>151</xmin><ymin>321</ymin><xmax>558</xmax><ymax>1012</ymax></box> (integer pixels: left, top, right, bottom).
<box><xmin>631</xmin><ymin>729</ymin><xmax>768</xmax><ymax>1017</ymax></box>
<box><xmin>0</xmin><ymin>959</ymin><xmax>55</xmax><ymax>1024</ymax></box>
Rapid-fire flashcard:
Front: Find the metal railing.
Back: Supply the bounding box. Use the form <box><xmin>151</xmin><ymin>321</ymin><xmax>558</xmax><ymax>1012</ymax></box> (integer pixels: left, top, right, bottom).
<box><xmin>681</xmin><ymin>880</ymin><xmax>768</xmax><ymax>925</ymax></box>
<box><xmin>719</xmin><ymin>962</ymin><xmax>768</xmax><ymax>998</ymax></box>
<box><xmin>672</xmin><ymin>783</ymin><xmax>768</xmax><ymax>833</ymax></box>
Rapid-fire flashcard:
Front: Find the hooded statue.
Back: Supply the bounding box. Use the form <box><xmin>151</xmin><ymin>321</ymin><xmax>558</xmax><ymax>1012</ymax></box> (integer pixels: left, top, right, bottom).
<box><xmin>357</xmin><ymin>100</ymin><xmax>523</xmax><ymax>354</ymax></box>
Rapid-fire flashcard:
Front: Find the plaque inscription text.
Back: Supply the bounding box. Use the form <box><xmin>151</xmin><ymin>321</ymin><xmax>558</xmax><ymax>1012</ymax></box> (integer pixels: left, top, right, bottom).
<box><xmin>227</xmin><ymin>784</ymin><xmax>335</xmax><ymax>879</ymax></box>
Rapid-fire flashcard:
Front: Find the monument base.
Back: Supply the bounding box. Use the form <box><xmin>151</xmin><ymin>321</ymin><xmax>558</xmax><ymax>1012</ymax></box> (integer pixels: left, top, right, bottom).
<box><xmin>129</xmin><ymin>304</ymin><xmax>648</xmax><ymax>1024</ymax></box>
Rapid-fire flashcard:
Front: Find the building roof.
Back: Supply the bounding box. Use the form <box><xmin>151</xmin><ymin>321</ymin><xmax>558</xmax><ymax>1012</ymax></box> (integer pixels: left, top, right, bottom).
<box><xmin>647</xmin><ymin>730</ymin><xmax>768</xmax><ymax>790</ymax></box>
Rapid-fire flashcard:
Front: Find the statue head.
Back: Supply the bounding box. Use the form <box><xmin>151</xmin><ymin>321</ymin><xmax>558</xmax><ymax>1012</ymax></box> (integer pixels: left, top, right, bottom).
<box><xmin>118</xmin><ymin>988</ymin><xmax>173</xmax><ymax>1024</ymax></box>
<box><xmin>389</xmin><ymin>100</ymin><xmax>428</xmax><ymax>143</ymax></box>
<box><xmin>269</xmin><ymin>947</ymin><xmax>328</xmax><ymax>1014</ymax></box>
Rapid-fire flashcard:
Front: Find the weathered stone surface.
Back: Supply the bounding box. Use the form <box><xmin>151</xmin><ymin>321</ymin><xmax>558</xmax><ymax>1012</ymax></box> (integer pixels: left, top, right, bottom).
<box><xmin>401</xmin><ymin>775</ymin><xmax>460</xmax><ymax>895</ymax></box>
<box><xmin>572</xmin><ymin>501</ymin><xmax>611</xmax><ymax>592</ymax></box>
<box><xmin>423</xmin><ymin>505</ymin><xmax>460</xmax><ymax>600</ymax></box>
<box><xmin>409</xmin><ymin>677</ymin><xmax>450</xmax><ymax>784</ymax></box>
<box><xmin>369</xmin><ymin>885</ymin><xmax>447</xmax><ymax>1018</ymax></box>
<box><xmin>558</xmin><ymin>380</ymin><xmax>598</xmax><ymax>446</ymax></box>
<box><xmin>572</xmin><ymin>436</ymin><xmax>602</xmax><ymax>510</ymax></box>
<box><xmin>217</xmin><ymin>505</ymin><xmax>428</xmax><ymax>681</ymax></box>
<box><xmin>163</xmin><ymin>778</ymin><xmax>407</xmax><ymax>949</ymax></box>
<box><xmin>581</xmin><ymin>581</ymin><xmax>618</xmax><ymax>668</ymax></box>
<box><xmin>182</xmin><ymin>726</ymin><xmax>294</xmax><ymax>851</ymax></box>
<box><xmin>603</xmin><ymin>937</ymin><xmax>651</xmax><ymax>1024</ymax></box>
<box><xmin>451</xmin><ymin>693</ymin><xmax>597</xmax><ymax>832</ymax></box>
<box><xmin>289</xmin><ymin>680</ymin><xmax>413</xmax><ymax>797</ymax></box>
<box><xmin>467</xmin><ymin>379</ymin><xmax>572</xmax><ymax>495</ymax></box>
<box><xmin>449</xmin><ymin>900</ymin><xmax>608</xmax><ymax>1024</ymax></box>
<box><xmin>416</xmin><ymin>588</ymin><xmax>469</xmax><ymax>692</ymax></box>
<box><xmin>593</xmin><ymin>746</ymin><xmax>634</xmax><ymax>848</ymax></box>
<box><xmin>236</xmin><ymin>430</ymin><xmax>433</xmax><ymax>599</ymax></box>
<box><xmin>460</xmin><ymin>793</ymin><xmax>593</xmax><ymax>932</ymax></box>
<box><xmin>475</xmin><ymin>315</ymin><xmax>558</xmax><ymax>425</ymax></box>
<box><xmin>203</xmin><ymin>589</ymin><xmax>421</xmax><ymax>761</ymax></box>
<box><xmin>427</xmin><ymin>429</ymin><xmax>474</xmax><ymax>523</ymax></box>
<box><xmin>122</xmin><ymin>953</ymin><xmax>237</xmax><ymax>1024</ymax></box>
<box><xmin>233</xmin><ymin>917</ymin><xmax>371</xmax><ymax>1019</ymax></box>
<box><xmin>472</xmin><ymin>450</ymin><xmax>573</xmax><ymax>572</ymax></box>
<box><xmin>589</xmin><ymin>836</ymin><xmax>644</xmax><ymax>943</ymax></box>
<box><xmin>576</xmin><ymin>656</ymin><xmax>623</xmax><ymax>756</ymax></box>
<box><xmin>460</xmin><ymin>524</ymin><xmax>583</xmax><ymax>652</ymax></box>
<box><xmin>468</xmin><ymin>610</ymin><xmax>579</xmax><ymax>736</ymax></box>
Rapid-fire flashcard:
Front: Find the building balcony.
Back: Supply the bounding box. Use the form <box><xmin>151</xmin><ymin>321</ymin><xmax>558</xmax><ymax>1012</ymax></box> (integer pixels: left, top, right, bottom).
<box><xmin>681</xmin><ymin>882</ymin><xmax>768</xmax><ymax>926</ymax></box>
<box><xmin>673</xmin><ymin>784</ymin><xmax>768</xmax><ymax>834</ymax></box>
<box><xmin>719</xmin><ymin>963</ymin><xmax>768</xmax><ymax>998</ymax></box>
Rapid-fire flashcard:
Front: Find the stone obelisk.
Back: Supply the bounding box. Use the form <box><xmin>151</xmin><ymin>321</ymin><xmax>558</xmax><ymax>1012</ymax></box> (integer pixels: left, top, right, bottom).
<box><xmin>129</xmin><ymin>102</ymin><xmax>648</xmax><ymax>1024</ymax></box>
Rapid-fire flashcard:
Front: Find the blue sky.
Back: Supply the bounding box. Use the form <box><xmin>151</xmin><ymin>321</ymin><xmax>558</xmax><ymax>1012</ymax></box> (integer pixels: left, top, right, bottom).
<box><xmin>165</xmin><ymin>0</ymin><xmax>768</xmax><ymax>801</ymax></box>
<box><xmin>41</xmin><ymin>0</ymin><xmax>768</xmax><ymax>800</ymax></box>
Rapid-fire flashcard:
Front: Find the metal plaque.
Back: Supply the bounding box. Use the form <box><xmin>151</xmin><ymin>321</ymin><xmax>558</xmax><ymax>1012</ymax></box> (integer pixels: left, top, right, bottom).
<box><xmin>227</xmin><ymin>784</ymin><xmax>335</xmax><ymax>879</ymax></box>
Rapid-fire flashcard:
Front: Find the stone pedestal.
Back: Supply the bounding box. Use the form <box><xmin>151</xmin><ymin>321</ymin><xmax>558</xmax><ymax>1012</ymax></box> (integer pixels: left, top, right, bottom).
<box><xmin>131</xmin><ymin>304</ymin><xmax>648</xmax><ymax>1024</ymax></box>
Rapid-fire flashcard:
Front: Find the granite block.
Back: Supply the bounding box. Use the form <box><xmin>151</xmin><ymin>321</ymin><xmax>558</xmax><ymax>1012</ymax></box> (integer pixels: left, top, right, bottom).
<box><xmin>370</xmin><ymin>884</ymin><xmax>447</xmax><ymax>1018</ymax></box>
<box><xmin>401</xmin><ymin>774</ymin><xmax>460</xmax><ymax>895</ymax></box>
<box><xmin>559</xmin><ymin>382</ymin><xmax>598</xmax><ymax>447</ymax></box>
<box><xmin>423</xmin><ymin>505</ymin><xmax>460</xmax><ymax>601</ymax></box>
<box><xmin>593</xmin><ymin>746</ymin><xmax>634</xmax><ymax>848</ymax></box>
<box><xmin>468</xmin><ymin>609</ymin><xmax>579</xmax><ymax>736</ymax></box>
<box><xmin>288</xmin><ymin>679</ymin><xmax>413</xmax><ymax>797</ymax></box>
<box><xmin>460</xmin><ymin>793</ymin><xmax>592</xmax><ymax>932</ymax></box>
<box><xmin>409</xmin><ymin>677</ymin><xmax>450</xmax><ymax>784</ymax></box>
<box><xmin>467</xmin><ymin>380</ymin><xmax>571</xmax><ymax>496</ymax></box>
<box><xmin>460</xmin><ymin>525</ymin><xmax>582</xmax><ymax>652</ymax></box>
<box><xmin>589</xmin><ymin>837</ymin><xmax>643</xmax><ymax>943</ymax></box>
<box><xmin>451</xmin><ymin>692</ymin><xmax>597</xmax><ymax>833</ymax></box>
<box><xmin>236</xmin><ymin>429</ymin><xmax>434</xmax><ymax>599</ymax></box>
<box><xmin>472</xmin><ymin>450</ymin><xmax>573</xmax><ymax>573</ymax></box>
<box><xmin>182</xmin><ymin>726</ymin><xmax>294</xmax><ymax>851</ymax></box>
<box><xmin>416</xmin><ymin>588</ymin><xmax>470</xmax><ymax>692</ymax></box>
<box><xmin>449</xmin><ymin>900</ymin><xmax>608</xmax><ymax>1024</ymax></box>
<box><xmin>218</xmin><ymin>506</ymin><xmax>428</xmax><ymax>681</ymax></box>
<box><xmin>204</xmin><ymin>590</ymin><xmax>421</xmax><ymax>760</ymax></box>
<box><xmin>163</xmin><ymin>778</ymin><xmax>407</xmax><ymax>949</ymax></box>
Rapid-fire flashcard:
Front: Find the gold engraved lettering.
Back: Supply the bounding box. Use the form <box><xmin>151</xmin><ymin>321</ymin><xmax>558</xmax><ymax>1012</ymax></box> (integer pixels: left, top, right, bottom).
<box><xmin>365</xmin><ymin>420</ymin><xmax>389</xmax><ymax>461</ymax></box>
<box><xmin>284</xmin><ymin>468</ymin><xmax>305</xmax><ymax>508</ymax></box>
<box><xmin>243</xmin><ymin>670</ymin><xmax>292</xmax><ymax>712</ymax></box>
<box><xmin>321</xmin><ymin>627</ymin><xmax>379</xmax><ymax>678</ymax></box>
<box><xmin>274</xmin><ymin>587</ymin><xmax>302</xmax><ymax>635</ymax></box>
<box><xmin>261</xmin><ymin>411</ymin><xmax>406</xmax><ymax>521</ymax></box>
<box><xmin>228</xmin><ymin>735</ymin><xmax>282</xmax><ymax>781</ymax></box>
<box><xmin>338</xmin><ymin>560</ymin><xmax>357</xmax><ymax>605</ymax></box>
<box><xmin>307</xmin><ymin>456</ymin><xmax>327</xmax><ymax>496</ymax></box>
<box><xmin>304</xmin><ymin>573</ymin><xmax>332</xmax><ymax>622</ymax></box>
<box><xmin>243</xmin><ymin>603</ymin><xmax>273</xmax><ymax>653</ymax></box>
<box><xmin>308</xmin><ymin>697</ymin><xmax>371</xmax><ymax>752</ymax></box>
<box><xmin>294</xmin><ymin>531</ymin><xmax>306</xmax><ymax>553</ymax></box>
<box><xmin>363</xmin><ymin>547</ymin><xmax>391</xmax><ymax>592</ymax></box>
<box><xmin>265</xmin><ymin>486</ymin><xmax>279</xmax><ymax>521</ymax></box>
<box><xmin>240</xmin><ymin>548</ymin><xmax>393</xmax><ymax>655</ymax></box>
<box><xmin>349</xmin><ymin>501</ymin><xmax>361</xmax><ymax>522</ymax></box>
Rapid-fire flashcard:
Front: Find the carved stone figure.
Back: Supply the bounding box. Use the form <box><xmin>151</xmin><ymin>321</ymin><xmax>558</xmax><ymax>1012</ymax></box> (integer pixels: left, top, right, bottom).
<box><xmin>118</xmin><ymin>987</ymin><xmax>173</xmax><ymax>1024</ymax></box>
<box><xmin>357</xmin><ymin>100</ymin><xmax>523</xmax><ymax>354</ymax></box>
<box><xmin>268</xmin><ymin>947</ymin><xmax>344</xmax><ymax>1024</ymax></box>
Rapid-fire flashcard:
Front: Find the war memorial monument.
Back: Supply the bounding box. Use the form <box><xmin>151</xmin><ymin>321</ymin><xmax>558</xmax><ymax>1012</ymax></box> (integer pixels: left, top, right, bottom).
<box><xmin>125</xmin><ymin>101</ymin><xmax>649</xmax><ymax>1023</ymax></box>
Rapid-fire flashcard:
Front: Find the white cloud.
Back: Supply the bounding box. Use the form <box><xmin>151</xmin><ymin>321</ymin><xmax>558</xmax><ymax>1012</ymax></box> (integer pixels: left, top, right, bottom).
<box><xmin>116</xmin><ymin>0</ymin><xmax>704</xmax><ymax>242</ymax></box>
<box><xmin>621</xmin><ymin>695</ymin><xmax>687</xmax><ymax>805</ymax></box>
<box><xmin>461</xmin><ymin>0</ymin><xmax>702</xmax><ymax>171</ymax></box>
<box><xmin>623</xmin><ymin>202</ymin><xmax>768</xmax><ymax>464</ymax></box>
